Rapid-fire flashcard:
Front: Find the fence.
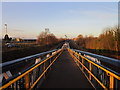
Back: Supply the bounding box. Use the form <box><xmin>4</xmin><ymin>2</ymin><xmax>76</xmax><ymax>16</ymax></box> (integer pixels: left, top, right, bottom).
<box><xmin>0</xmin><ymin>49</ymin><xmax>63</xmax><ymax>89</ymax></box>
<box><xmin>68</xmin><ymin>48</ymin><xmax>120</xmax><ymax>89</ymax></box>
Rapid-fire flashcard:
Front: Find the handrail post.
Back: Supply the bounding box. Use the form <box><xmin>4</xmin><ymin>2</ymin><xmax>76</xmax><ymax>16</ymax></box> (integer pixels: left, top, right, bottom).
<box><xmin>50</xmin><ymin>59</ymin><xmax>52</xmax><ymax>70</ymax></box>
<box><xmin>49</xmin><ymin>52</ymin><xmax>52</xmax><ymax>70</ymax></box>
<box><xmin>109</xmin><ymin>75</ymin><xmax>114</xmax><ymax>89</ymax></box>
<box><xmin>82</xmin><ymin>58</ymin><xmax>84</xmax><ymax>71</ymax></box>
<box><xmin>25</xmin><ymin>73</ymin><xmax>29</xmax><ymax>89</ymax></box>
<box><xmin>77</xmin><ymin>55</ymin><xmax>80</xmax><ymax>66</ymax></box>
<box><xmin>44</xmin><ymin>62</ymin><xmax>46</xmax><ymax>79</ymax></box>
<box><xmin>89</xmin><ymin>63</ymin><xmax>92</xmax><ymax>80</ymax></box>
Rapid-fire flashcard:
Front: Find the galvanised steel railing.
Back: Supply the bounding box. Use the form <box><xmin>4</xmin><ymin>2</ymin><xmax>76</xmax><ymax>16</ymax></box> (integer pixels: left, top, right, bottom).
<box><xmin>1</xmin><ymin>49</ymin><xmax>58</xmax><ymax>74</ymax></box>
<box><xmin>0</xmin><ymin>49</ymin><xmax>63</xmax><ymax>89</ymax></box>
<box><xmin>68</xmin><ymin>48</ymin><xmax>120</xmax><ymax>89</ymax></box>
<box><xmin>72</xmin><ymin>49</ymin><xmax>120</xmax><ymax>68</ymax></box>
<box><xmin>0</xmin><ymin>49</ymin><xmax>58</xmax><ymax>85</ymax></box>
<box><xmin>1</xmin><ymin>42</ymin><xmax>120</xmax><ymax>89</ymax></box>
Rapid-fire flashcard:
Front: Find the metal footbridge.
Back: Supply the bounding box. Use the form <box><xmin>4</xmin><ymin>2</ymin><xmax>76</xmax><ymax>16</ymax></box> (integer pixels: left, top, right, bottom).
<box><xmin>0</xmin><ymin>43</ymin><xmax>120</xmax><ymax>89</ymax></box>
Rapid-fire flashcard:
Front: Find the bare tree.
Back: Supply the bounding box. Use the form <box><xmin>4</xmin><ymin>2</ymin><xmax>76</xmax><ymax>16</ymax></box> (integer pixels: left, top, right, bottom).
<box><xmin>37</xmin><ymin>31</ymin><xmax>58</xmax><ymax>45</ymax></box>
<box><xmin>75</xmin><ymin>25</ymin><xmax>119</xmax><ymax>52</ymax></box>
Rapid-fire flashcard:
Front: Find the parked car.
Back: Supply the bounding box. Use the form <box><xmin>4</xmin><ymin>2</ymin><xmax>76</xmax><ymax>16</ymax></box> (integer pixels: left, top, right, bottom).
<box><xmin>5</xmin><ymin>43</ymin><xmax>18</xmax><ymax>48</ymax></box>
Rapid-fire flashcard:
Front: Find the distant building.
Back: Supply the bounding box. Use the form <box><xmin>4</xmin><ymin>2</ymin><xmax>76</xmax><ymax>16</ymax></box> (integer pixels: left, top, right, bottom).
<box><xmin>11</xmin><ymin>38</ymin><xmax>36</xmax><ymax>43</ymax></box>
<box><xmin>14</xmin><ymin>38</ymin><xmax>23</xmax><ymax>42</ymax></box>
<box><xmin>23</xmin><ymin>39</ymin><xmax>37</xmax><ymax>42</ymax></box>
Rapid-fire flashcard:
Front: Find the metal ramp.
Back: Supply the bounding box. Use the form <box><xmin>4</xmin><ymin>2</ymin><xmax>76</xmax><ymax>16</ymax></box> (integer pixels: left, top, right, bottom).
<box><xmin>1</xmin><ymin>43</ymin><xmax>120</xmax><ymax>89</ymax></box>
<box><xmin>40</xmin><ymin>50</ymin><xmax>93</xmax><ymax>88</ymax></box>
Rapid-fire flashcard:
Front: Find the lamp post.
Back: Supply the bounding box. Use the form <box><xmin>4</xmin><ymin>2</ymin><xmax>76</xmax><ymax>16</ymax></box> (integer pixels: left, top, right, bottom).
<box><xmin>65</xmin><ymin>35</ymin><xmax>67</xmax><ymax>39</ymax></box>
<box><xmin>4</xmin><ymin>24</ymin><xmax>9</xmax><ymax>42</ymax></box>
<box><xmin>45</xmin><ymin>28</ymin><xmax>49</xmax><ymax>49</ymax></box>
<box><xmin>5</xmin><ymin>24</ymin><xmax>7</xmax><ymax>35</ymax></box>
<box><xmin>65</xmin><ymin>35</ymin><xmax>67</xmax><ymax>42</ymax></box>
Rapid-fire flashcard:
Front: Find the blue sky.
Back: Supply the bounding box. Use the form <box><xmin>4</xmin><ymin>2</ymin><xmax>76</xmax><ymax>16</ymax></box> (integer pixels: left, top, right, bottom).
<box><xmin>2</xmin><ymin>2</ymin><xmax>118</xmax><ymax>39</ymax></box>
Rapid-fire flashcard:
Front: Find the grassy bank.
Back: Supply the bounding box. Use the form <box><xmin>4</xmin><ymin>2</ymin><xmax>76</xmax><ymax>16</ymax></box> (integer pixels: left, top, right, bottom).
<box><xmin>2</xmin><ymin>41</ymin><xmax>65</xmax><ymax>63</ymax></box>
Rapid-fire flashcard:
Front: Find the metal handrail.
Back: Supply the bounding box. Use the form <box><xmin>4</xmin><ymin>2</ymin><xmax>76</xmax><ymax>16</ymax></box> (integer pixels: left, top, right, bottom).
<box><xmin>73</xmin><ymin>49</ymin><xmax>120</xmax><ymax>76</ymax></box>
<box><xmin>1</xmin><ymin>49</ymin><xmax>58</xmax><ymax>75</ymax></box>
<box><xmin>1</xmin><ymin>43</ymin><xmax>120</xmax><ymax>89</ymax></box>
<box><xmin>1</xmin><ymin>49</ymin><xmax>57</xmax><ymax>68</ymax></box>
<box><xmin>68</xmin><ymin>48</ymin><xmax>120</xmax><ymax>89</ymax></box>
<box><xmin>0</xmin><ymin>49</ymin><xmax>63</xmax><ymax>89</ymax></box>
<box><xmin>73</xmin><ymin>49</ymin><xmax>120</xmax><ymax>67</ymax></box>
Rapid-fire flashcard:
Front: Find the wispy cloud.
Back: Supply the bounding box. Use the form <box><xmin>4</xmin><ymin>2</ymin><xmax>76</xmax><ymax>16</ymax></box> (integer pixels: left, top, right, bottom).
<box><xmin>68</xmin><ymin>9</ymin><xmax>117</xmax><ymax>20</ymax></box>
<box><xmin>13</xmin><ymin>29</ymin><xmax>24</xmax><ymax>32</ymax></box>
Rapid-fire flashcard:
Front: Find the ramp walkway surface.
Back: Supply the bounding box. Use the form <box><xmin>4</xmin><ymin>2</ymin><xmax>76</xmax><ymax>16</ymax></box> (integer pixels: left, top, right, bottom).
<box><xmin>40</xmin><ymin>50</ymin><xmax>94</xmax><ymax>88</ymax></box>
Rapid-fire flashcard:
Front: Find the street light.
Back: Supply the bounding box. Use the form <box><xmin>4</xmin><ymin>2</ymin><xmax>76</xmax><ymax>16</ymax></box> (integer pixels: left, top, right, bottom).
<box><xmin>45</xmin><ymin>28</ymin><xmax>49</xmax><ymax>45</ymax></box>
<box><xmin>5</xmin><ymin>24</ymin><xmax>7</xmax><ymax>34</ymax></box>
<box><xmin>65</xmin><ymin>35</ymin><xmax>67</xmax><ymax>39</ymax></box>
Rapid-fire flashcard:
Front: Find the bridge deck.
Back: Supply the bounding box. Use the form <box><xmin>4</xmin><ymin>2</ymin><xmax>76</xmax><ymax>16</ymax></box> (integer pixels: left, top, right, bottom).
<box><xmin>40</xmin><ymin>50</ymin><xmax>94</xmax><ymax>88</ymax></box>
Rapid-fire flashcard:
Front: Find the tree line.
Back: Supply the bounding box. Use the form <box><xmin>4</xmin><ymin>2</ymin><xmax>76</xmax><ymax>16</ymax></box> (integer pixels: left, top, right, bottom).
<box><xmin>37</xmin><ymin>25</ymin><xmax>120</xmax><ymax>52</ymax></box>
<box><xmin>75</xmin><ymin>25</ymin><xmax>120</xmax><ymax>52</ymax></box>
<box><xmin>37</xmin><ymin>31</ymin><xmax>65</xmax><ymax>46</ymax></box>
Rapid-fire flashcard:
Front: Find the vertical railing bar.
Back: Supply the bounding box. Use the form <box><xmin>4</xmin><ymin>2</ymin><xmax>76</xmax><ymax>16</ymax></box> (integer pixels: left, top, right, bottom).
<box><xmin>110</xmin><ymin>75</ymin><xmax>114</xmax><ymax>89</ymax></box>
<box><xmin>82</xmin><ymin>58</ymin><xmax>84</xmax><ymax>71</ymax></box>
<box><xmin>25</xmin><ymin>73</ymin><xmax>29</xmax><ymax>89</ymax></box>
<box><xmin>89</xmin><ymin>63</ymin><xmax>92</xmax><ymax>80</ymax></box>
<box><xmin>44</xmin><ymin>62</ymin><xmax>46</xmax><ymax>79</ymax></box>
<box><xmin>50</xmin><ymin>58</ymin><xmax>52</xmax><ymax>70</ymax></box>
